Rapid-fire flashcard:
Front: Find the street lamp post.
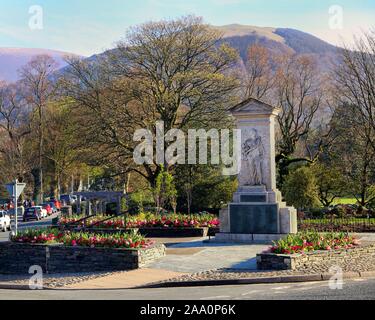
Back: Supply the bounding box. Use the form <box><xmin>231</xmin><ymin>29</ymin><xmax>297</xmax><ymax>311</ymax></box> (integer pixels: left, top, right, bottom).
<box><xmin>5</xmin><ymin>179</ymin><xmax>26</xmax><ymax>236</ymax></box>
<box><xmin>14</xmin><ymin>180</ymin><xmax>18</xmax><ymax>235</ymax></box>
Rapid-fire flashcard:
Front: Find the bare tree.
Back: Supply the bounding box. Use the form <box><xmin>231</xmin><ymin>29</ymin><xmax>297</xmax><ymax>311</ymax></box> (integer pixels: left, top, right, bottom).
<box><xmin>63</xmin><ymin>16</ymin><xmax>239</xmax><ymax>186</ymax></box>
<box><xmin>243</xmin><ymin>44</ymin><xmax>275</xmax><ymax>101</ymax></box>
<box><xmin>333</xmin><ymin>30</ymin><xmax>375</xmax><ymax>152</ymax></box>
<box><xmin>274</xmin><ymin>54</ymin><xmax>323</xmax><ymax>184</ymax></box>
<box><xmin>19</xmin><ymin>55</ymin><xmax>59</xmax><ymax>202</ymax></box>
<box><xmin>0</xmin><ymin>82</ymin><xmax>31</xmax><ymax>183</ymax></box>
<box><xmin>61</xmin><ymin>56</ymin><xmax>140</xmax><ymax>185</ymax></box>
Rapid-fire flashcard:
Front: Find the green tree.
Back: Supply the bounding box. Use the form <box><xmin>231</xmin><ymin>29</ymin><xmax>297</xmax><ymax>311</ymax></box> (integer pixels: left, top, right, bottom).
<box><xmin>312</xmin><ymin>163</ymin><xmax>345</xmax><ymax>207</ymax></box>
<box><xmin>329</xmin><ymin>103</ymin><xmax>375</xmax><ymax>206</ymax></box>
<box><xmin>175</xmin><ymin>164</ymin><xmax>237</xmax><ymax>212</ymax></box>
<box><xmin>152</xmin><ymin>167</ymin><xmax>177</xmax><ymax>214</ymax></box>
<box><xmin>283</xmin><ymin>166</ymin><xmax>319</xmax><ymax>211</ymax></box>
<box><xmin>43</xmin><ymin>99</ymin><xmax>79</xmax><ymax>198</ymax></box>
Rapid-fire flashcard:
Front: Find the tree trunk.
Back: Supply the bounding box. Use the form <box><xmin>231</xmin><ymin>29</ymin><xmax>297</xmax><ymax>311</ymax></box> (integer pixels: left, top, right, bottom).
<box><xmin>125</xmin><ymin>172</ymin><xmax>131</xmax><ymax>193</ymax></box>
<box><xmin>57</xmin><ymin>174</ymin><xmax>61</xmax><ymax>199</ymax></box>
<box><xmin>38</xmin><ymin>105</ymin><xmax>44</xmax><ymax>204</ymax></box>
<box><xmin>31</xmin><ymin>168</ymin><xmax>41</xmax><ymax>203</ymax></box>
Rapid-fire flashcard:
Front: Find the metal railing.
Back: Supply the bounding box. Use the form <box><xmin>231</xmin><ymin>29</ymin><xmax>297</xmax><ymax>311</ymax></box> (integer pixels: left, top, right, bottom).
<box><xmin>58</xmin><ymin>211</ymin><xmax>130</xmax><ymax>232</ymax></box>
<box><xmin>58</xmin><ymin>214</ymin><xmax>97</xmax><ymax>230</ymax></box>
<box><xmin>83</xmin><ymin>211</ymin><xmax>129</xmax><ymax>231</ymax></box>
<box><xmin>298</xmin><ymin>217</ymin><xmax>375</xmax><ymax>233</ymax></box>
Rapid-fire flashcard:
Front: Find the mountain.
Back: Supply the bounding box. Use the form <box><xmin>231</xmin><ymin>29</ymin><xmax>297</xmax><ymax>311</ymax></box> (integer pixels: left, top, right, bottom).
<box><xmin>214</xmin><ymin>24</ymin><xmax>340</xmax><ymax>72</ymax></box>
<box><xmin>0</xmin><ymin>25</ymin><xmax>340</xmax><ymax>83</ymax></box>
<box><xmin>82</xmin><ymin>24</ymin><xmax>340</xmax><ymax>75</ymax></box>
<box><xmin>215</xmin><ymin>24</ymin><xmax>338</xmax><ymax>54</ymax></box>
<box><xmin>0</xmin><ymin>48</ymin><xmax>83</xmax><ymax>83</ymax></box>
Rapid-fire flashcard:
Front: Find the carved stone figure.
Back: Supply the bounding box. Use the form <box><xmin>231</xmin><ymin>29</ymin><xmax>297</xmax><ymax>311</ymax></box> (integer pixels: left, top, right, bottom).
<box><xmin>242</xmin><ymin>129</ymin><xmax>265</xmax><ymax>186</ymax></box>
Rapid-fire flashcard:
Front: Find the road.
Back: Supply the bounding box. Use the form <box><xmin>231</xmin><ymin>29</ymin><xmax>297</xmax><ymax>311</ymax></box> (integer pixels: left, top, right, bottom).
<box><xmin>0</xmin><ymin>214</ymin><xmax>57</xmax><ymax>242</ymax></box>
<box><xmin>0</xmin><ymin>277</ymin><xmax>374</xmax><ymax>300</ymax></box>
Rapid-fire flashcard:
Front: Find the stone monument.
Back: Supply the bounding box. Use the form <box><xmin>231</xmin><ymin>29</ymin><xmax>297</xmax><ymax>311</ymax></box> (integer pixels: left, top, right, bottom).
<box><xmin>216</xmin><ymin>98</ymin><xmax>297</xmax><ymax>242</ymax></box>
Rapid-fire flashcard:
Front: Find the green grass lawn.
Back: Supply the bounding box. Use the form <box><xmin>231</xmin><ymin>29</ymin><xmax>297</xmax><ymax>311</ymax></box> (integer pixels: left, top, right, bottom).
<box><xmin>332</xmin><ymin>197</ymin><xmax>358</xmax><ymax>205</ymax></box>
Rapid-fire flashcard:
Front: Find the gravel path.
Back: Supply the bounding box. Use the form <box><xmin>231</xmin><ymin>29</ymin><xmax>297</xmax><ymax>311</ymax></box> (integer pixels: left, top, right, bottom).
<box><xmin>0</xmin><ymin>271</ymin><xmax>127</xmax><ymax>288</ymax></box>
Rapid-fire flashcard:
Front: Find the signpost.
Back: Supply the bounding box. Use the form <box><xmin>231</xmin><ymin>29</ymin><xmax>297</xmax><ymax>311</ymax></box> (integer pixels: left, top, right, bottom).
<box><xmin>5</xmin><ymin>180</ymin><xmax>26</xmax><ymax>236</ymax></box>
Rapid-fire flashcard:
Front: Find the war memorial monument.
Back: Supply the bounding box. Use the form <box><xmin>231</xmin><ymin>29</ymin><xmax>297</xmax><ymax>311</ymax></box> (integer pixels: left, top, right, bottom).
<box><xmin>217</xmin><ymin>98</ymin><xmax>298</xmax><ymax>242</ymax></box>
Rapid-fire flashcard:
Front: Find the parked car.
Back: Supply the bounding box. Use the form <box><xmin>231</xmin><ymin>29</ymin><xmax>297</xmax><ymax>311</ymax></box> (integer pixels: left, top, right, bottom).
<box><xmin>7</xmin><ymin>206</ymin><xmax>25</xmax><ymax>221</ymax></box>
<box><xmin>35</xmin><ymin>206</ymin><xmax>48</xmax><ymax>218</ymax></box>
<box><xmin>60</xmin><ymin>194</ymin><xmax>78</xmax><ymax>205</ymax></box>
<box><xmin>55</xmin><ymin>200</ymin><xmax>61</xmax><ymax>210</ymax></box>
<box><xmin>23</xmin><ymin>207</ymin><xmax>42</xmax><ymax>222</ymax></box>
<box><xmin>41</xmin><ymin>203</ymin><xmax>53</xmax><ymax>216</ymax></box>
<box><xmin>47</xmin><ymin>202</ymin><xmax>59</xmax><ymax>214</ymax></box>
<box><xmin>0</xmin><ymin>210</ymin><xmax>10</xmax><ymax>232</ymax></box>
<box><xmin>49</xmin><ymin>198</ymin><xmax>62</xmax><ymax>210</ymax></box>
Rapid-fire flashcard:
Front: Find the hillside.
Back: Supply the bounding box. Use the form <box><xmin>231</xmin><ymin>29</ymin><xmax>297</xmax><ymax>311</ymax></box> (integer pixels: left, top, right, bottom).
<box><xmin>0</xmin><ymin>25</ymin><xmax>341</xmax><ymax>82</ymax></box>
<box><xmin>0</xmin><ymin>48</ymin><xmax>82</xmax><ymax>83</ymax></box>
<box><xmin>215</xmin><ymin>25</ymin><xmax>340</xmax><ymax>71</ymax></box>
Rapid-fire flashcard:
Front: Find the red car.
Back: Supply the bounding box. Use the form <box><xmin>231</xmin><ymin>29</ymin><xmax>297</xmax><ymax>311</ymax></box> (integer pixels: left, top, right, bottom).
<box><xmin>41</xmin><ymin>203</ymin><xmax>53</xmax><ymax>215</ymax></box>
<box><xmin>55</xmin><ymin>200</ymin><xmax>61</xmax><ymax>210</ymax></box>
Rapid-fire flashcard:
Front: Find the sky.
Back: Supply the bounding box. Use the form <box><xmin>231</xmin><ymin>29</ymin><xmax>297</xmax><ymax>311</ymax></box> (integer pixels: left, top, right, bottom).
<box><xmin>0</xmin><ymin>0</ymin><xmax>374</xmax><ymax>56</ymax></box>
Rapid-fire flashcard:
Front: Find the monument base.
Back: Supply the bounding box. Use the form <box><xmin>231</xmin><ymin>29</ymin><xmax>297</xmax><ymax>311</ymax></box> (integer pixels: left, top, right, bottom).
<box><xmin>219</xmin><ymin>186</ymin><xmax>297</xmax><ymax>240</ymax></box>
<box><xmin>211</xmin><ymin>233</ymin><xmax>287</xmax><ymax>244</ymax></box>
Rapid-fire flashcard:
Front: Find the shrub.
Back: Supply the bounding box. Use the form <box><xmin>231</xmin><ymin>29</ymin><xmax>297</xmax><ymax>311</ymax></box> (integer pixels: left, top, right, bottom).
<box><xmin>283</xmin><ymin>166</ymin><xmax>319</xmax><ymax>210</ymax></box>
<box><xmin>105</xmin><ymin>202</ymin><xmax>117</xmax><ymax>215</ymax></box>
<box><xmin>129</xmin><ymin>190</ymin><xmax>154</xmax><ymax>214</ymax></box>
<box><xmin>329</xmin><ymin>205</ymin><xmax>347</xmax><ymax>218</ymax></box>
<box><xmin>312</xmin><ymin>163</ymin><xmax>345</xmax><ymax>207</ymax></box>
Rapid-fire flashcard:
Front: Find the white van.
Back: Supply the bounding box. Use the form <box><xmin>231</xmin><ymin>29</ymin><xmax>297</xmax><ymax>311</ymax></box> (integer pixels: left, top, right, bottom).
<box><xmin>0</xmin><ymin>211</ymin><xmax>11</xmax><ymax>232</ymax></box>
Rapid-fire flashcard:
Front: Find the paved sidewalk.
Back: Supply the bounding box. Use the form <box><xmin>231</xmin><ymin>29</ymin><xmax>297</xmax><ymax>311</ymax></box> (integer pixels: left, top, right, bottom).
<box><xmin>62</xmin><ymin>268</ymin><xmax>186</xmax><ymax>290</ymax></box>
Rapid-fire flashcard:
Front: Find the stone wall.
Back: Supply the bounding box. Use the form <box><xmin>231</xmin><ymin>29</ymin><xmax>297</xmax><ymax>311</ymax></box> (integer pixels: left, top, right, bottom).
<box><xmin>138</xmin><ymin>227</ymin><xmax>209</xmax><ymax>237</ymax></box>
<box><xmin>257</xmin><ymin>243</ymin><xmax>375</xmax><ymax>270</ymax></box>
<box><xmin>0</xmin><ymin>242</ymin><xmax>166</xmax><ymax>274</ymax></box>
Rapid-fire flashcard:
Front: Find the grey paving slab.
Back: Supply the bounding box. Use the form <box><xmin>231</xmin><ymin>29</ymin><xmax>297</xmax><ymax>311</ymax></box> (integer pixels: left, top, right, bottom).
<box><xmin>356</xmin><ymin>233</ymin><xmax>375</xmax><ymax>241</ymax></box>
<box><xmin>149</xmin><ymin>239</ymin><xmax>268</xmax><ymax>273</ymax></box>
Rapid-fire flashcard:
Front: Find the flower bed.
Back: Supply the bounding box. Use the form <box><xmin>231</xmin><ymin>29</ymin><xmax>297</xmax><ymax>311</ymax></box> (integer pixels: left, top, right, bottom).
<box><xmin>3</xmin><ymin>229</ymin><xmax>165</xmax><ymax>274</ymax></box>
<box><xmin>11</xmin><ymin>228</ymin><xmax>155</xmax><ymax>249</ymax></box>
<box><xmin>59</xmin><ymin>213</ymin><xmax>220</xmax><ymax>229</ymax></box>
<box><xmin>257</xmin><ymin>232</ymin><xmax>365</xmax><ymax>271</ymax></box>
<box><xmin>265</xmin><ymin>232</ymin><xmax>359</xmax><ymax>255</ymax></box>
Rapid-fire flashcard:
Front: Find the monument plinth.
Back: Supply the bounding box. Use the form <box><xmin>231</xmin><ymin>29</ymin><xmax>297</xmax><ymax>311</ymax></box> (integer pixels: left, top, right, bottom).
<box><xmin>216</xmin><ymin>98</ymin><xmax>297</xmax><ymax>242</ymax></box>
